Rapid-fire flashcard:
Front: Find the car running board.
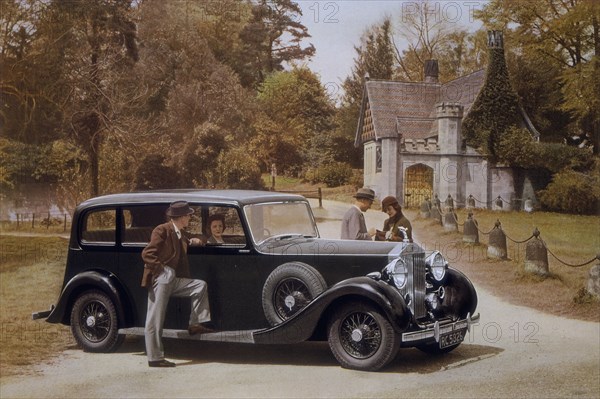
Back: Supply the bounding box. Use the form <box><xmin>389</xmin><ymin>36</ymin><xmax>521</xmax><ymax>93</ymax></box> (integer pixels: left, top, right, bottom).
<box><xmin>117</xmin><ymin>327</ymin><xmax>259</xmax><ymax>344</ymax></box>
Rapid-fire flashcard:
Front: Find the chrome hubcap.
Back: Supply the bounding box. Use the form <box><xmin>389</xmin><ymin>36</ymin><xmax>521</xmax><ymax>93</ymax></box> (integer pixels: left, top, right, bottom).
<box><xmin>351</xmin><ymin>329</ymin><xmax>363</xmax><ymax>342</ymax></box>
<box><xmin>284</xmin><ymin>295</ymin><xmax>296</xmax><ymax>310</ymax></box>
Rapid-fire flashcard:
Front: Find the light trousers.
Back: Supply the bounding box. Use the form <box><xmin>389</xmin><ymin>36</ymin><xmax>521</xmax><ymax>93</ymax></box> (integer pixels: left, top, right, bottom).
<box><xmin>145</xmin><ymin>277</ymin><xmax>210</xmax><ymax>362</ymax></box>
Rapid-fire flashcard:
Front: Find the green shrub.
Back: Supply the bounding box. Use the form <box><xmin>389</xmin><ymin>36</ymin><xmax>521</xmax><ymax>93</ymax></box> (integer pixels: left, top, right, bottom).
<box><xmin>303</xmin><ymin>162</ymin><xmax>354</xmax><ymax>187</ymax></box>
<box><xmin>133</xmin><ymin>154</ymin><xmax>181</xmax><ymax>190</ymax></box>
<box><xmin>216</xmin><ymin>148</ymin><xmax>266</xmax><ymax>190</ymax></box>
<box><xmin>349</xmin><ymin>169</ymin><xmax>364</xmax><ymax>189</ymax></box>
<box><xmin>538</xmin><ymin>164</ymin><xmax>600</xmax><ymax>214</ymax></box>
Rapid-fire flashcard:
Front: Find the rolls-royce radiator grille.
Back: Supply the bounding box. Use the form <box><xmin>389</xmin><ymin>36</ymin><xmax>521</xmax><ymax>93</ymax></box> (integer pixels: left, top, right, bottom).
<box><xmin>399</xmin><ymin>252</ymin><xmax>427</xmax><ymax>319</ymax></box>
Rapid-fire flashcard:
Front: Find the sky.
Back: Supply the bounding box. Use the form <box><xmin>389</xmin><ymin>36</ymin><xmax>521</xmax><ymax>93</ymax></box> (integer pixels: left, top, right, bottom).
<box><xmin>296</xmin><ymin>0</ymin><xmax>487</xmax><ymax>99</ymax></box>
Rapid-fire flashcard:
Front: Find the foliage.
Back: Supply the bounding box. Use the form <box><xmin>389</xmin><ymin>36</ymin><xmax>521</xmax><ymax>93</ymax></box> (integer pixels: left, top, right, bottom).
<box><xmin>216</xmin><ymin>147</ymin><xmax>265</xmax><ymax>190</ymax></box>
<box><xmin>304</xmin><ymin>162</ymin><xmax>353</xmax><ymax>188</ymax></box>
<box><xmin>132</xmin><ymin>154</ymin><xmax>181</xmax><ymax>191</ymax></box>
<box><xmin>538</xmin><ymin>162</ymin><xmax>600</xmax><ymax>214</ymax></box>
<box><xmin>238</xmin><ymin>0</ymin><xmax>315</xmax><ymax>88</ymax></box>
<box><xmin>476</xmin><ymin>0</ymin><xmax>600</xmax><ymax>153</ymax></box>
<box><xmin>256</xmin><ymin>67</ymin><xmax>336</xmax><ymax>173</ymax></box>
<box><xmin>462</xmin><ymin>46</ymin><xmax>522</xmax><ymax>157</ymax></box>
<box><xmin>180</xmin><ymin>123</ymin><xmax>229</xmax><ymax>188</ymax></box>
<box><xmin>393</xmin><ymin>3</ymin><xmax>486</xmax><ymax>82</ymax></box>
<box><xmin>0</xmin><ymin>138</ymin><xmax>38</xmax><ymax>189</ymax></box>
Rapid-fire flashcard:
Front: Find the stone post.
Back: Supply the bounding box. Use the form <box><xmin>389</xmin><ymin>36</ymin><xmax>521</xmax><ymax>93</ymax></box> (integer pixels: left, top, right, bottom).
<box><xmin>420</xmin><ymin>198</ymin><xmax>431</xmax><ymax>218</ymax></box>
<box><xmin>443</xmin><ymin>208</ymin><xmax>458</xmax><ymax>232</ymax></box>
<box><xmin>524</xmin><ymin>228</ymin><xmax>549</xmax><ymax>276</ymax></box>
<box><xmin>585</xmin><ymin>255</ymin><xmax>600</xmax><ymax>299</ymax></box>
<box><xmin>467</xmin><ymin>195</ymin><xmax>476</xmax><ymax>210</ymax></box>
<box><xmin>463</xmin><ymin>212</ymin><xmax>479</xmax><ymax>243</ymax></box>
<box><xmin>487</xmin><ymin>220</ymin><xmax>507</xmax><ymax>259</ymax></box>
<box><xmin>445</xmin><ymin>195</ymin><xmax>454</xmax><ymax>210</ymax></box>
<box><xmin>430</xmin><ymin>203</ymin><xmax>442</xmax><ymax>226</ymax></box>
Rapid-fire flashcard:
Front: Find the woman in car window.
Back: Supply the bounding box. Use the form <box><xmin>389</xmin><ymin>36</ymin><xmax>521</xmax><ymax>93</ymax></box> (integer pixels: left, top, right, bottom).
<box><xmin>206</xmin><ymin>214</ymin><xmax>227</xmax><ymax>244</ymax></box>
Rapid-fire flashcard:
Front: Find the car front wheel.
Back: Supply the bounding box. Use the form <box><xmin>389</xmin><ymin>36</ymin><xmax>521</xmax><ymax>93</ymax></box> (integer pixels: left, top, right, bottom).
<box><xmin>327</xmin><ymin>301</ymin><xmax>400</xmax><ymax>371</ymax></box>
<box><xmin>70</xmin><ymin>290</ymin><xmax>124</xmax><ymax>352</ymax></box>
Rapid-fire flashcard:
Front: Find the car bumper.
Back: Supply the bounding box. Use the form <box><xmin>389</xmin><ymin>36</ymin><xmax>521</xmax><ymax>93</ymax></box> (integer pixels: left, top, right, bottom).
<box><xmin>401</xmin><ymin>312</ymin><xmax>480</xmax><ymax>347</ymax></box>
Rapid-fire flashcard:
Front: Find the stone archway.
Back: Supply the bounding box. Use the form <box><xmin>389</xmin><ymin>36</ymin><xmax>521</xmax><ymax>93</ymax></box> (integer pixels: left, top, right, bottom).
<box><xmin>404</xmin><ymin>164</ymin><xmax>434</xmax><ymax>208</ymax></box>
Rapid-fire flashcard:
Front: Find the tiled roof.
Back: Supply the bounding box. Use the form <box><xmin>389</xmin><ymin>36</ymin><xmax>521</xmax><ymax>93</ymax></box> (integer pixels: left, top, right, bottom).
<box><xmin>356</xmin><ymin>69</ymin><xmax>485</xmax><ymax>145</ymax></box>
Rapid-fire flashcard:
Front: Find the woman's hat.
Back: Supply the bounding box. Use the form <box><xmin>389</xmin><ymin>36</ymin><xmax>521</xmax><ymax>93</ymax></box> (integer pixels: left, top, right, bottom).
<box><xmin>354</xmin><ymin>187</ymin><xmax>375</xmax><ymax>201</ymax></box>
<box><xmin>166</xmin><ymin>201</ymin><xmax>194</xmax><ymax>217</ymax></box>
<box><xmin>381</xmin><ymin>196</ymin><xmax>400</xmax><ymax>212</ymax></box>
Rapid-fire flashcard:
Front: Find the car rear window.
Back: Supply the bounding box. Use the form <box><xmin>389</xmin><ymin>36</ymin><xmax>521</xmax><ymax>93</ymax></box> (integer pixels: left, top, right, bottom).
<box><xmin>81</xmin><ymin>209</ymin><xmax>116</xmax><ymax>244</ymax></box>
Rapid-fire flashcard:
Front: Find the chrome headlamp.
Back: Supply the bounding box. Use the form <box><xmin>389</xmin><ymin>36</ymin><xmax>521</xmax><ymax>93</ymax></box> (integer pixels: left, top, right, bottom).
<box><xmin>384</xmin><ymin>258</ymin><xmax>408</xmax><ymax>289</ymax></box>
<box><xmin>425</xmin><ymin>251</ymin><xmax>447</xmax><ymax>282</ymax></box>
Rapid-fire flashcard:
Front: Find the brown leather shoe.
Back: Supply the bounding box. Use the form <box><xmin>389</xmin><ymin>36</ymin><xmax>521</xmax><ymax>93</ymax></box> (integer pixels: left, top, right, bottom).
<box><xmin>188</xmin><ymin>323</ymin><xmax>216</xmax><ymax>336</ymax></box>
<box><xmin>148</xmin><ymin>359</ymin><xmax>176</xmax><ymax>368</ymax></box>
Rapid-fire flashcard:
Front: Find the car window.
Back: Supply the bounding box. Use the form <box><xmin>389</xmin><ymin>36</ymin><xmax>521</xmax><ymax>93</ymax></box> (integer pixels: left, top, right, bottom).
<box><xmin>204</xmin><ymin>206</ymin><xmax>246</xmax><ymax>246</ymax></box>
<box><xmin>244</xmin><ymin>201</ymin><xmax>318</xmax><ymax>244</ymax></box>
<box><xmin>122</xmin><ymin>205</ymin><xmax>168</xmax><ymax>245</ymax></box>
<box><xmin>81</xmin><ymin>209</ymin><xmax>116</xmax><ymax>244</ymax></box>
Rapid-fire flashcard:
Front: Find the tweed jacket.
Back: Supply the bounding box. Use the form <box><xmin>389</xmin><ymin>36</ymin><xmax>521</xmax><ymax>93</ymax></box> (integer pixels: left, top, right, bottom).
<box><xmin>141</xmin><ymin>222</ymin><xmax>191</xmax><ymax>287</ymax></box>
<box><xmin>340</xmin><ymin>205</ymin><xmax>371</xmax><ymax>240</ymax></box>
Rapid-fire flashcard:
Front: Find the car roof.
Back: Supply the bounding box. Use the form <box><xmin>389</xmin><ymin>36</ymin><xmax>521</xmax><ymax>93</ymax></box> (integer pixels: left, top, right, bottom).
<box><xmin>76</xmin><ymin>189</ymin><xmax>308</xmax><ymax>209</ymax></box>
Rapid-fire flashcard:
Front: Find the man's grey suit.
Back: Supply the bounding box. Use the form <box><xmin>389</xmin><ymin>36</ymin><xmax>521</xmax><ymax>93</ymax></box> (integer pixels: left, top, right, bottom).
<box><xmin>141</xmin><ymin>222</ymin><xmax>210</xmax><ymax>362</ymax></box>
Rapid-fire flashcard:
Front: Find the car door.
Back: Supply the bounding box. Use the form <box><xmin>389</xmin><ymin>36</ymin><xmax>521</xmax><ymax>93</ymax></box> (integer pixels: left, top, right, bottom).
<box><xmin>187</xmin><ymin>205</ymin><xmax>268</xmax><ymax>331</ymax></box>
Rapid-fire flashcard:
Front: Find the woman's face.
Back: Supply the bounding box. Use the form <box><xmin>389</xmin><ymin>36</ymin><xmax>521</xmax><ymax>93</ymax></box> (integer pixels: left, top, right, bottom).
<box><xmin>385</xmin><ymin>205</ymin><xmax>397</xmax><ymax>217</ymax></box>
<box><xmin>210</xmin><ymin>220</ymin><xmax>224</xmax><ymax>237</ymax></box>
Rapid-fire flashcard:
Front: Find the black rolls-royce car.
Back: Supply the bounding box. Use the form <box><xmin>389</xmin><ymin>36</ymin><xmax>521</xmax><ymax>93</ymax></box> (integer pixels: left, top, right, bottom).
<box><xmin>33</xmin><ymin>190</ymin><xmax>479</xmax><ymax>371</ymax></box>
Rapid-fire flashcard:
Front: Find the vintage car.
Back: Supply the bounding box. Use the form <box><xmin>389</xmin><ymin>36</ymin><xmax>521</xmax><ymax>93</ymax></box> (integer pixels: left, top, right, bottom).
<box><xmin>33</xmin><ymin>190</ymin><xmax>479</xmax><ymax>371</ymax></box>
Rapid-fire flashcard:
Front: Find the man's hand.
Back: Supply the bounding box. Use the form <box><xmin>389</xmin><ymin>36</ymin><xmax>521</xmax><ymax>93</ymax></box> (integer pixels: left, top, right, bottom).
<box><xmin>368</xmin><ymin>227</ymin><xmax>377</xmax><ymax>237</ymax></box>
<box><xmin>189</xmin><ymin>237</ymin><xmax>202</xmax><ymax>246</ymax></box>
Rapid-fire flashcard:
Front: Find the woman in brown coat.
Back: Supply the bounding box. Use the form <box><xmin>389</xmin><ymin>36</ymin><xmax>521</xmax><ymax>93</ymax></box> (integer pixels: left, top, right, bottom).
<box><xmin>377</xmin><ymin>196</ymin><xmax>413</xmax><ymax>242</ymax></box>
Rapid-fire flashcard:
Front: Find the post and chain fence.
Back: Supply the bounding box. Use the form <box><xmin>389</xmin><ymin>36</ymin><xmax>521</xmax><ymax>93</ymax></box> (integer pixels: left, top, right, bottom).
<box><xmin>421</xmin><ymin>195</ymin><xmax>599</xmax><ymax>270</ymax></box>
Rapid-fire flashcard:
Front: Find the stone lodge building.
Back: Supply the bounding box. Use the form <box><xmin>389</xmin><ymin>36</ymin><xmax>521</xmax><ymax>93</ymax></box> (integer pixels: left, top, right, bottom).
<box><xmin>355</xmin><ymin>34</ymin><xmax>539</xmax><ymax>209</ymax></box>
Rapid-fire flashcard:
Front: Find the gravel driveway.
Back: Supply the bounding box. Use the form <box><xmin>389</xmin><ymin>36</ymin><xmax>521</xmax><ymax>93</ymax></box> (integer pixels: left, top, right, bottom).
<box><xmin>1</xmin><ymin>200</ymin><xmax>598</xmax><ymax>398</ymax></box>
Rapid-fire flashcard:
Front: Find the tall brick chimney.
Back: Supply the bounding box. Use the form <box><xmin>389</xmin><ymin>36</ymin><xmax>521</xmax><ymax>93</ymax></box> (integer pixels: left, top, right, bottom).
<box><xmin>424</xmin><ymin>60</ymin><xmax>439</xmax><ymax>83</ymax></box>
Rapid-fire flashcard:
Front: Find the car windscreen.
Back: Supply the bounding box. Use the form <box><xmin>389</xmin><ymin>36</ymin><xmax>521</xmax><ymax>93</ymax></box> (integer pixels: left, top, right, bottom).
<box><xmin>243</xmin><ymin>201</ymin><xmax>319</xmax><ymax>244</ymax></box>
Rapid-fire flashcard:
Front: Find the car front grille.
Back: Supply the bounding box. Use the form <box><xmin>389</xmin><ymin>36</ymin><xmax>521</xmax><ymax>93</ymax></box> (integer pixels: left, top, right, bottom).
<box><xmin>399</xmin><ymin>250</ymin><xmax>427</xmax><ymax>319</ymax></box>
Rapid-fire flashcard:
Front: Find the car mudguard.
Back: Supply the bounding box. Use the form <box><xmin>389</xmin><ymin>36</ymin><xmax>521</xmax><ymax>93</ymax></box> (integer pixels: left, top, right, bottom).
<box><xmin>46</xmin><ymin>270</ymin><xmax>134</xmax><ymax>327</ymax></box>
<box><xmin>443</xmin><ymin>268</ymin><xmax>479</xmax><ymax>317</ymax></box>
<box><xmin>253</xmin><ymin>276</ymin><xmax>410</xmax><ymax>345</ymax></box>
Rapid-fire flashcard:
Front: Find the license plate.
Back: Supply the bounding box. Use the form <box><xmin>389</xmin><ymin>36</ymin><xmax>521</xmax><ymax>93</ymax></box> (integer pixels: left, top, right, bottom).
<box><xmin>439</xmin><ymin>328</ymin><xmax>466</xmax><ymax>348</ymax></box>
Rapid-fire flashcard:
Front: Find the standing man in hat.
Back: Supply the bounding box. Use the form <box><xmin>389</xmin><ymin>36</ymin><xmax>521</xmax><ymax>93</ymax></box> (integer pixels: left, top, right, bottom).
<box><xmin>141</xmin><ymin>201</ymin><xmax>214</xmax><ymax>368</ymax></box>
<box><xmin>341</xmin><ymin>187</ymin><xmax>377</xmax><ymax>240</ymax></box>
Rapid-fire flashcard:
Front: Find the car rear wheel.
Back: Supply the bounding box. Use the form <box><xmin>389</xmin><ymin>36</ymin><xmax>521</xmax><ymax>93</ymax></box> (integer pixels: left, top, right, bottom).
<box><xmin>70</xmin><ymin>290</ymin><xmax>124</xmax><ymax>353</ymax></box>
<box><xmin>327</xmin><ymin>301</ymin><xmax>400</xmax><ymax>371</ymax></box>
<box><xmin>262</xmin><ymin>262</ymin><xmax>327</xmax><ymax>326</ymax></box>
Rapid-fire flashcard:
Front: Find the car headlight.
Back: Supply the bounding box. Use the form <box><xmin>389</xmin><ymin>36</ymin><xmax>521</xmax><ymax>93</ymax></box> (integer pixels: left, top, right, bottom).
<box><xmin>384</xmin><ymin>258</ymin><xmax>408</xmax><ymax>289</ymax></box>
<box><xmin>425</xmin><ymin>251</ymin><xmax>447</xmax><ymax>282</ymax></box>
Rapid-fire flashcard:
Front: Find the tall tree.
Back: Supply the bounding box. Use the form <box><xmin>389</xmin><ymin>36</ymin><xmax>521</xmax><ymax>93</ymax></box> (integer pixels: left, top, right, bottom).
<box><xmin>393</xmin><ymin>0</ymin><xmax>486</xmax><ymax>82</ymax></box>
<box><xmin>36</xmin><ymin>0</ymin><xmax>139</xmax><ymax>196</ymax></box>
<box><xmin>338</xmin><ymin>18</ymin><xmax>395</xmax><ymax>168</ymax></box>
<box><xmin>239</xmin><ymin>0</ymin><xmax>315</xmax><ymax>87</ymax></box>
<box><xmin>254</xmin><ymin>67</ymin><xmax>335</xmax><ymax>173</ymax></box>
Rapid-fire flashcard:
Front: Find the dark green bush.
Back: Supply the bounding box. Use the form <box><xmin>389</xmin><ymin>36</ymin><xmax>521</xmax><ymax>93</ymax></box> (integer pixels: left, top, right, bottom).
<box><xmin>538</xmin><ymin>162</ymin><xmax>600</xmax><ymax>214</ymax></box>
<box><xmin>133</xmin><ymin>154</ymin><xmax>181</xmax><ymax>190</ymax></box>
<box><xmin>216</xmin><ymin>148</ymin><xmax>266</xmax><ymax>190</ymax></box>
<box><xmin>303</xmin><ymin>162</ymin><xmax>353</xmax><ymax>187</ymax></box>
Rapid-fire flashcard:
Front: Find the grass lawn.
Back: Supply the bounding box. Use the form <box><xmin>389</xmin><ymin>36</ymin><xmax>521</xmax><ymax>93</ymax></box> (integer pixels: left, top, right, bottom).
<box><xmin>0</xmin><ymin>235</ymin><xmax>74</xmax><ymax>377</ymax></box>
